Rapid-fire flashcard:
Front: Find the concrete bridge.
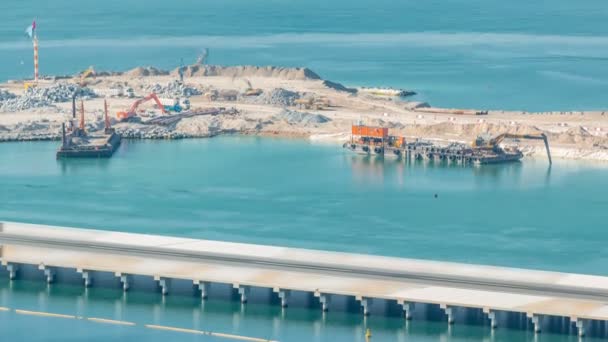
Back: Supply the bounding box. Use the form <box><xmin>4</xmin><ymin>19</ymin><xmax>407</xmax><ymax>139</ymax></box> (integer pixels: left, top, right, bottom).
<box><xmin>1</xmin><ymin>221</ymin><xmax>608</xmax><ymax>338</ymax></box>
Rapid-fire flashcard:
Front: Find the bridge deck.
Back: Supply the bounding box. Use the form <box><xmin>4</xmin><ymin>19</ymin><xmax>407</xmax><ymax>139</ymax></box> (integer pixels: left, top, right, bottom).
<box><xmin>1</xmin><ymin>221</ymin><xmax>608</xmax><ymax>324</ymax></box>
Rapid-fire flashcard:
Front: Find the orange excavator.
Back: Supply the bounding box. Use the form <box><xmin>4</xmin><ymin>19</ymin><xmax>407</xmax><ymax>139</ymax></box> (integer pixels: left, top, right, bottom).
<box><xmin>117</xmin><ymin>93</ymin><xmax>167</xmax><ymax>121</ymax></box>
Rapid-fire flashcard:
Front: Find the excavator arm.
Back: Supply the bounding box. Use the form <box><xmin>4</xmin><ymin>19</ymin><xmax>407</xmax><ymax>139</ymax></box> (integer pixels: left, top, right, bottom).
<box><xmin>485</xmin><ymin>133</ymin><xmax>552</xmax><ymax>164</ymax></box>
<box><xmin>117</xmin><ymin>93</ymin><xmax>167</xmax><ymax>120</ymax></box>
<box><xmin>128</xmin><ymin>93</ymin><xmax>167</xmax><ymax>114</ymax></box>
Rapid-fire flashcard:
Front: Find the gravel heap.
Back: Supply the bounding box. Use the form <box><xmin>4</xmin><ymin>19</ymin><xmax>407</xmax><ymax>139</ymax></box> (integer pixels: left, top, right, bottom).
<box><xmin>115</xmin><ymin>125</ymin><xmax>188</xmax><ymax>139</ymax></box>
<box><xmin>274</xmin><ymin>109</ymin><xmax>330</xmax><ymax>125</ymax></box>
<box><xmin>0</xmin><ymin>89</ymin><xmax>16</xmax><ymax>101</ymax></box>
<box><xmin>0</xmin><ymin>83</ymin><xmax>96</xmax><ymax>112</ymax></box>
<box><xmin>143</xmin><ymin>81</ymin><xmax>202</xmax><ymax>98</ymax></box>
<box><xmin>241</xmin><ymin>88</ymin><xmax>300</xmax><ymax>107</ymax></box>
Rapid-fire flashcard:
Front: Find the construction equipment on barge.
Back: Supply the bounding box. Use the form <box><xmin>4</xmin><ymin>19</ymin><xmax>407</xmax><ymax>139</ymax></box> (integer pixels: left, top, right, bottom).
<box><xmin>57</xmin><ymin>98</ymin><xmax>121</xmax><ymax>158</ymax></box>
<box><xmin>344</xmin><ymin>124</ymin><xmax>552</xmax><ymax>165</ymax></box>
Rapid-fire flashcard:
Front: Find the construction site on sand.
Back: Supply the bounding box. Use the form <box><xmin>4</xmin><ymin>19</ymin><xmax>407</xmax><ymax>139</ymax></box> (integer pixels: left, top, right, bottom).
<box><xmin>0</xmin><ymin>44</ymin><xmax>606</xmax><ymax>162</ymax></box>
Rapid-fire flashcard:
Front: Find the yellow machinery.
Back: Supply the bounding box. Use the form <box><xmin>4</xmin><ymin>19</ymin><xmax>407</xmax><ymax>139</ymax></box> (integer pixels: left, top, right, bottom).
<box><xmin>242</xmin><ymin>78</ymin><xmax>262</xmax><ymax>96</ymax></box>
<box><xmin>294</xmin><ymin>96</ymin><xmax>330</xmax><ymax>110</ymax></box>
<box><xmin>473</xmin><ymin>133</ymin><xmax>552</xmax><ymax>164</ymax></box>
<box><xmin>78</xmin><ymin>66</ymin><xmax>96</xmax><ymax>87</ymax></box>
<box><xmin>23</xmin><ymin>82</ymin><xmax>37</xmax><ymax>91</ymax></box>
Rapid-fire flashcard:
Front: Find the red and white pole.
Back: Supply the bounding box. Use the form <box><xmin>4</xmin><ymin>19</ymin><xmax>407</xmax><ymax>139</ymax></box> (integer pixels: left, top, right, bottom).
<box><xmin>33</xmin><ymin>36</ymin><xmax>39</xmax><ymax>81</ymax></box>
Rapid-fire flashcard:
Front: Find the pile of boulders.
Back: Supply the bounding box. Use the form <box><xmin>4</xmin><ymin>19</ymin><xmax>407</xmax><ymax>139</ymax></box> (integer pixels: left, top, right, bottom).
<box><xmin>0</xmin><ymin>89</ymin><xmax>16</xmax><ymax>101</ymax></box>
<box><xmin>0</xmin><ymin>83</ymin><xmax>97</xmax><ymax>112</ymax></box>
<box><xmin>241</xmin><ymin>88</ymin><xmax>300</xmax><ymax>107</ymax></box>
<box><xmin>143</xmin><ymin>80</ymin><xmax>201</xmax><ymax>98</ymax></box>
<box><xmin>274</xmin><ymin>109</ymin><xmax>330</xmax><ymax>125</ymax></box>
<box><xmin>115</xmin><ymin>126</ymin><xmax>189</xmax><ymax>139</ymax></box>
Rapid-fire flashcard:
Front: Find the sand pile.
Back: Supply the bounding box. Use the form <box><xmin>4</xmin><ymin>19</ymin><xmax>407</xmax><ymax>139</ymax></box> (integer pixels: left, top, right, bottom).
<box><xmin>322</xmin><ymin>80</ymin><xmax>356</xmax><ymax>94</ymax></box>
<box><xmin>174</xmin><ymin>65</ymin><xmax>321</xmax><ymax>80</ymax></box>
<box><xmin>548</xmin><ymin>126</ymin><xmax>606</xmax><ymax>147</ymax></box>
<box><xmin>406</xmin><ymin>122</ymin><xmax>542</xmax><ymax>139</ymax></box>
<box><xmin>125</xmin><ymin>66</ymin><xmax>169</xmax><ymax>77</ymax></box>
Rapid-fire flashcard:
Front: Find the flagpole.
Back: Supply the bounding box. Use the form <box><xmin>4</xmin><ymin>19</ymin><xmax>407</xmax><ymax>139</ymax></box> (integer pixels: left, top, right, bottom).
<box><xmin>33</xmin><ymin>35</ymin><xmax>39</xmax><ymax>82</ymax></box>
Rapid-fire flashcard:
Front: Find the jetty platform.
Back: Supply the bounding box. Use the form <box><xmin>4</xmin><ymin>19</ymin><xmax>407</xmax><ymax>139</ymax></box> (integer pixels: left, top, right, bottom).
<box><xmin>1</xmin><ymin>222</ymin><xmax>607</xmax><ymax>337</ymax></box>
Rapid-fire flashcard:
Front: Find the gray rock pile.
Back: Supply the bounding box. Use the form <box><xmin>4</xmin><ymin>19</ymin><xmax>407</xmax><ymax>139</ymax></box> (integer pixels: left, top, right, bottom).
<box><xmin>115</xmin><ymin>125</ymin><xmax>188</xmax><ymax>139</ymax></box>
<box><xmin>242</xmin><ymin>88</ymin><xmax>300</xmax><ymax>107</ymax></box>
<box><xmin>144</xmin><ymin>81</ymin><xmax>202</xmax><ymax>98</ymax></box>
<box><xmin>0</xmin><ymin>89</ymin><xmax>16</xmax><ymax>101</ymax></box>
<box><xmin>0</xmin><ymin>83</ymin><xmax>96</xmax><ymax>112</ymax></box>
<box><xmin>275</xmin><ymin>109</ymin><xmax>330</xmax><ymax>125</ymax></box>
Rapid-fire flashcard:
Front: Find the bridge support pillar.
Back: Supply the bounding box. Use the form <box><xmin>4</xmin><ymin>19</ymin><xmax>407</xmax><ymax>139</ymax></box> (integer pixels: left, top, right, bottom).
<box><xmin>234</xmin><ymin>284</ymin><xmax>249</xmax><ymax>303</ymax></box>
<box><xmin>483</xmin><ymin>308</ymin><xmax>497</xmax><ymax>329</ymax></box>
<box><xmin>440</xmin><ymin>304</ymin><xmax>454</xmax><ymax>324</ymax></box>
<box><xmin>315</xmin><ymin>292</ymin><xmax>331</xmax><ymax>312</ymax></box>
<box><xmin>155</xmin><ymin>276</ymin><xmax>170</xmax><ymax>296</ymax></box>
<box><xmin>4</xmin><ymin>263</ymin><xmax>18</xmax><ymax>280</ymax></box>
<box><xmin>573</xmin><ymin>318</ymin><xmax>585</xmax><ymax>337</ymax></box>
<box><xmin>77</xmin><ymin>269</ymin><xmax>93</xmax><ymax>287</ymax></box>
<box><xmin>527</xmin><ymin>313</ymin><xmax>541</xmax><ymax>333</ymax></box>
<box><xmin>356</xmin><ymin>296</ymin><xmax>372</xmax><ymax>316</ymax></box>
<box><xmin>273</xmin><ymin>288</ymin><xmax>290</xmax><ymax>308</ymax></box>
<box><xmin>194</xmin><ymin>280</ymin><xmax>209</xmax><ymax>300</ymax></box>
<box><xmin>397</xmin><ymin>300</ymin><xmax>412</xmax><ymax>320</ymax></box>
<box><xmin>38</xmin><ymin>265</ymin><xmax>55</xmax><ymax>284</ymax></box>
<box><xmin>116</xmin><ymin>273</ymin><xmax>130</xmax><ymax>292</ymax></box>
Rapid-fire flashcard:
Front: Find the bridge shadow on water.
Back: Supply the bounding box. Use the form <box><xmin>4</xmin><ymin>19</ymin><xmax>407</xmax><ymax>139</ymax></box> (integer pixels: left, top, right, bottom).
<box><xmin>0</xmin><ymin>269</ymin><xmax>607</xmax><ymax>340</ymax></box>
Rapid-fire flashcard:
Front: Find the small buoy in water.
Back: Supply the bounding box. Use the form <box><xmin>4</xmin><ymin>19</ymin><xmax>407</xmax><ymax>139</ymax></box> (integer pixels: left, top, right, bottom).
<box><xmin>434</xmin><ymin>194</ymin><xmax>438</xmax><ymax>198</ymax></box>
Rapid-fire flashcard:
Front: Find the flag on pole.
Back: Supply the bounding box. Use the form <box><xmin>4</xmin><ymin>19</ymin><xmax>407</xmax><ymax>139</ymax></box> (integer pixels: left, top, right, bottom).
<box><xmin>25</xmin><ymin>20</ymin><xmax>36</xmax><ymax>39</ymax></box>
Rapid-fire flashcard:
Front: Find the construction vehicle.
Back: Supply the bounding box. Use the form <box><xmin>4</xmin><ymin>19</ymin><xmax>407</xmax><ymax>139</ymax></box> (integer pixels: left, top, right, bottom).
<box><xmin>158</xmin><ymin>97</ymin><xmax>190</xmax><ymax>113</ymax></box>
<box><xmin>294</xmin><ymin>96</ymin><xmax>330</xmax><ymax>110</ymax></box>
<box><xmin>241</xmin><ymin>78</ymin><xmax>263</xmax><ymax>96</ymax></box>
<box><xmin>23</xmin><ymin>82</ymin><xmax>37</xmax><ymax>91</ymax></box>
<box><xmin>78</xmin><ymin>66</ymin><xmax>96</xmax><ymax>87</ymax></box>
<box><xmin>116</xmin><ymin>93</ymin><xmax>167</xmax><ymax>121</ymax></box>
<box><xmin>473</xmin><ymin>133</ymin><xmax>552</xmax><ymax>164</ymax></box>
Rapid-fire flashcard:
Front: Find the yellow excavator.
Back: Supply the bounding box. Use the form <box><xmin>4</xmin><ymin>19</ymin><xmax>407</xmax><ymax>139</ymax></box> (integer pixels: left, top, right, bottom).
<box><xmin>473</xmin><ymin>133</ymin><xmax>552</xmax><ymax>164</ymax></box>
<box><xmin>78</xmin><ymin>66</ymin><xmax>96</xmax><ymax>87</ymax></box>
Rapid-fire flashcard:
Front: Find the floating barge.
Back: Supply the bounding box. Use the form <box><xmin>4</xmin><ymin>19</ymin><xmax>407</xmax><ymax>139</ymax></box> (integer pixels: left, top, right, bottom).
<box><xmin>357</xmin><ymin>87</ymin><xmax>416</xmax><ymax>97</ymax></box>
<box><xmin>57</xmin><ymin>131</ymin><xmax>121</xmax><ymax>158</ymax></box>
<box><xmin>57</xmin><ymin>98</ymin><xmax>121</xmax><ymax>159</ymax></box>
<box><xmin>344</xmin><ymin>124</ymin><xmax>551</xmax><ymax>165</ymax></box>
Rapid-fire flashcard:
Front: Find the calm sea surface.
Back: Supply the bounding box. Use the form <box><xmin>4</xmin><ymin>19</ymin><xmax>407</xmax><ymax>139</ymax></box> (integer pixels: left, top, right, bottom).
<box><xmin>1</xmin><ymin>0</ymin><xmax>607</xmax><ymax>339</ymax></box>
<box><xmin>0</xmin><ymin>138</ymin><xmax>607</xmax><ymax>341</ymax></box>
<box><xmin>1</xmin><ymin>0</ymin><xmax>608</xmax><ymax>110</ymax></box>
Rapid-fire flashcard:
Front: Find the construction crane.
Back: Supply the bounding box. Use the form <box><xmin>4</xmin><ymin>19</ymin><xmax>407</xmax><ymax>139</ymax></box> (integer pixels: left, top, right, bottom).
<box><xmin>196</xmin><ymin>48</ymin><xmax>209</xmax><ymax>65</ymax></box>
<box><xmin>116</xmin><ymin>93</ymin><xmax>167</xmax><ymax>121</ymax></box>
<box><xmin>473</xmin><ymin>133</ymin><xmax>552</xmax><ymax>164</ymax></box>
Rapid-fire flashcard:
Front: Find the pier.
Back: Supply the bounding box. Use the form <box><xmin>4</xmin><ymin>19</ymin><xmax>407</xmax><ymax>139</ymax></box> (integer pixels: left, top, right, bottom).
<box><xmin>1</xmin><ymin>221</ymin><xmax>608</xmax><ymax>338</ymax></box>
<box><xmin>344</xmin><ymin>125</ymin><xmax>552</xmax><ymax>165</ymax></box>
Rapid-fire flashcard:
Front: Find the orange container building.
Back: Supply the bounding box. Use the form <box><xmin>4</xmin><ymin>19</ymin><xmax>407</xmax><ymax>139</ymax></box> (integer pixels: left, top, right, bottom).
<box><xmin>352</xmin><ymin>125</ymin><xmax>388</xmax><ymax>139</ymax></box>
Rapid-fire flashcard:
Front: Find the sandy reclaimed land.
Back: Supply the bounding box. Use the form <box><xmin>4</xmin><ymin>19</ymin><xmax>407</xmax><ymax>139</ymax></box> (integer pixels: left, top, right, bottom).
<box><xmin>0</xmin><ymin>64</ymin><xmax>607</xmax><ymax>162</ymax></box>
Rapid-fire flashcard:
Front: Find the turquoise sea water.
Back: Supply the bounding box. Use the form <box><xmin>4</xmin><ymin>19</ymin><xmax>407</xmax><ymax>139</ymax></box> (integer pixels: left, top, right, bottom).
<box><xmin>0</xmin><ymin>138</ymin><xmax>607</xmax><ymax>341</ymax></box>
<box><xmin>2</xmin><ymin>138</ymin><xmax>607</xmax><ymax>275</ymax></box>
<box><xmin>2</xmin><ymin>1</ymin><xmax>608</xmax><ymax>339</ymax></box>
<box><xmin>1</xmin><ymin>0</ymin><xmax>608</xmax><ymax>111</ymax></box>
